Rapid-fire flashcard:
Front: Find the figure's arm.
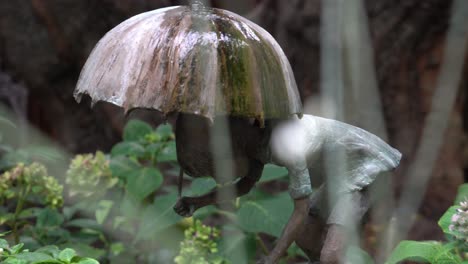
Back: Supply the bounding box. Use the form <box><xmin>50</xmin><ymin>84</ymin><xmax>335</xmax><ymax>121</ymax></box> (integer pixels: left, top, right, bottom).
<box><xmin>262</xmin><ymin>165</ymin><xmax>313</xmax><ymax>263</ymax></box>
<box><xmin>174</xmin><ymin>159</ymin><xmax>264</xmax><ymax>217</ymax></box>
<box><xmin>263</xmin><ymin>197</ymin><xmax>309</xmax><ymax>263</ymax></box>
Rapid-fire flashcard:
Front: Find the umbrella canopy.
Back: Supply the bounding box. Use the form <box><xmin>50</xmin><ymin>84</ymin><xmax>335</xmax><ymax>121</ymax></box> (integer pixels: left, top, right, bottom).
<box><xmin>75</xmin><ymin>2</ymin><xmax>302</xmax><ymax>122</ymax></box>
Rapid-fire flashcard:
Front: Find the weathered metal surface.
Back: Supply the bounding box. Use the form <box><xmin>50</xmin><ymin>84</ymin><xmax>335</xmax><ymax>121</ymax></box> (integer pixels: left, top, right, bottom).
<box><xmin>74</xmin><ymin>3</ymin><xmax>302</xmax><ymax>121</ymax></box>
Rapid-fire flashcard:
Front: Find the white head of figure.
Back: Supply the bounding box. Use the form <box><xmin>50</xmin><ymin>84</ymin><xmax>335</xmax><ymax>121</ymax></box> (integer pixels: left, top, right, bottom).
<box><xmin>270</xmin><ymin>116</ymin><xmax>308</xmax><ymax>168</ymax></box>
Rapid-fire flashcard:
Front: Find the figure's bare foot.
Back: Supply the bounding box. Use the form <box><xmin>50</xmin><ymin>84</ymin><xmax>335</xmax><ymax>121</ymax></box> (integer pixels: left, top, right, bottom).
<box><xmin>173</xmin><ymin>197</ymin><xmax>195</xmax><ymax>217</ymax></box>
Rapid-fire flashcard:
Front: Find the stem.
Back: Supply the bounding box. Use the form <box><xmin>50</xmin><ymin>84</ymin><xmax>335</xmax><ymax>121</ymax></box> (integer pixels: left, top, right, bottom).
<box><xmin>256</xmin><ymin>234</ymin><xmax>269</xmax><ymax>255</ymax></box>
<box><xmin>12</xmin><ymin>185</ymin><xmax>30</xmax><ymax>244</ymax></box>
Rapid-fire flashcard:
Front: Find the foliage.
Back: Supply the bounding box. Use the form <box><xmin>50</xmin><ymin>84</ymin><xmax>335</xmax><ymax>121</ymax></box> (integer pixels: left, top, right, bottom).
<box><xmin>386</xmin><ymin>184</ymin><xmax>468</xmax><ymax>264</ymax></box>
<box><xmin>0</xmin><ymin>118</ymin><xmax>377</xmax><ymax>263</ymax></box>
<box><xmin>69</xmin><ymin>120</ymin><xmax>182</xmax><ymax>262</ymax></box>
<box><xmin>174</xmin><ymin>220</ymin><xmax>228</xmax><ymax>264</ymax></box>
<box><xmin>0</xmin><ymin>236</ymin><xmax>99</xmax><ymax>264</ymax></box>
<box><xmin>0</xmin><ymin>119</ymin><xmax>183</xmax><ymax>263</ymax></box>
<box><xmin>0</xmin><ymin>163</ymin><xmax>64</xmax><ymax>245</ymax></box>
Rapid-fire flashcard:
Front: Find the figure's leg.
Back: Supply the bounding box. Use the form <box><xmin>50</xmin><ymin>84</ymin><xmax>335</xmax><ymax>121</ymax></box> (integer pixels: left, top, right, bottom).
<box><xmin>174</xmin><ymin>160</ymin><xmax>264</xmax><ymax>217</ymax></box>
<box><xmin>320</xmin><ymin>191</ymin><xmax>370</xmax><ymax>264</ymax></box>
<box><xmin>293</xmin><ymin>189</ymin><xmax>370</xmax><ymax>263</ymax></box>
<box><xmin>294</xmin><ymin>186</ymin><xmax>327</xmax><ymax>261</ymax></box>
<box><xmin>294</xmin><ymin>213</ymin><xmax>326</xmax><ymax>261</ymax></box>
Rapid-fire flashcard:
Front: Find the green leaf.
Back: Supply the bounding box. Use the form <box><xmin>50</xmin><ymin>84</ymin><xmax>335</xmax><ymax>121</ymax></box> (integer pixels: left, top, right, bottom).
<box><xmin>219</xmin><ymin>229</ymin><xmax>256</xmax><ymax>264</ymax></box>
<box><xmin>58</xmin><ymin>248</ymin><xmax>77</xmax><ymax>262</ymax></box>
<box><xmin>36</xmin><ymin>208</ymin><xmax>64</xmax><ymax>228</ymax></box>
<box><xmin>10</xmin><ymin>243</ymin><xmax>24</xmax><ymax>254</ymax></box>
<box><xmin>18</xmin><ymin>208</ymin><xmax>41</xmax><ymax>219</ymax></box>
<box><xmin>188</xmin><ymin>177</ymin><xmax>217</xmax><ymax>196</ymax></box>
<box><xmin>1</xmin><ymin>258</ymin><xmax>28</xmax><ymax>264</ymax></box>
<box><xmin>136</xmin><ymin>192</ymin><xmax>182</xmax><ymax>240</ymax></box>
<box><xmin>59</xmin><ymin>243</ymin><xmax>105</xmax><ymax>260</ymax></box>
<box><xmin>110</xmin><ymin>242</ymin><xmax>124</xmax><ymax>256</ymax></box>
<box><xmin>120</xmin><ymin>194</ymin><xmax>141</xmax><ymax>219</ymax></box>
<box><xmin>126</xmin><ymin>167</ymin><xmax>163</xmax><ymax>201</ymax></box>
<box><xmin>385</xmin><ymin>241</ymin><xmax>444</xmax><ymax>264</ymax></box>
<box><xmin>438</xmin><ymin>206</ymin><xmax>460</xmax><ymax>236</ymax></box>
<box><xmin>0</xmin><ymin>231</ymin><xmax>11</xmax><ymax>237</ymax></box>
<box><xmin>35</xmin><ymin>246</ymin><xmax>60</xmax><ymax>258</ymax></box>
<box><xmin>95</xmin><ymin>200</ymin><xmax>113</xmax><ymax>225</ymax></box>
<box><xmin>110</xmin><ymin>142</ymin><xmax>145</xmax><ymax>158</ymax></box>
<box><xmin>111</xmin><ymin>216</ymin><xmax>126</xmax><ymax>230</ymax></box>
<box><xmin>346</xmin><ymin>246</ymin><xmax>375</xmax><ymax>264</ymax></box>
<box><xmin>0</xmin><ymin>238</ymin><xmax>9</xmax><ymax>248</ymax></box>
<box><xmin>66</xmin><ymin>219</ymin><xmax>102</xmax><ymax>231</ymax></box>
<box><xmin>156</xmin><ymin>141</ymin><xmax>177</xmax><ymax>162</ymax></box>
<box><xmin>7</xmin><ymin>252</ymin><xmax>58</xmax><ymax>263</ymax></box>
<box><xmin>76</xmin><ymin>258</ymin><xmax>100</xmax><ymax>264</ymax></box>
<box><xmin>432</xmin><ymin>245</ymin><xmax>463</xmax><ymax>264</ymax></box>
<box><xmin>287</xmin><ymin>242</ymin><xmax>308</xmax><ymax>259</ymax></box>
<box><xmin>237</xmin><ymin>192</ymin><xmax>293</xmax><ymax>237</ymax></box>
<box><xmin>146</xmin><ymin>142</ymin><xmax>162</xmax><ymax>156</ymax></box>
<box><xmin>258</xmin><ymin>164</ymin><xmax>288</xmax><ymax>183</ymax></box>
<box><xmin>0</xmin><ymin>213</ymin><xmax>15</xmax><ymax>225</ymax></box>
<box><xmin>155</xmin><ymin>124</ymin><xmax>173</xmax><ymax>139</ymax></box>
<box><xmin>109</xmin><ymin>156</ymin><xmax>140</xmax><ymax>181</ymax></box>
<box><xmin>123</xmin><ymin>120</ymin><xmax>152</xmax><ymax>142</ymax></box>
<box><xmin>455</xmin><ymin>184</ymin><xmax>468</xmax><ymax>204</ymax></box>
<box><xmin>44</xmin><ymin>227</ymin><xmax>72</xmax><ymax>242</ymax></box>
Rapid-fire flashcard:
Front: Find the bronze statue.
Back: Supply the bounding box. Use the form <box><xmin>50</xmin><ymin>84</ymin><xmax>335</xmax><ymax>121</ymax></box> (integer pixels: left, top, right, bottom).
<box><xmin>174</xmin><ymin>113</ymin><xmax>401</xmax><ymax>263</ymax></box>
<box><xmin>74</xmin><ymin>3</ymin><xmax>401</xmax><ymax>263</ymax></box>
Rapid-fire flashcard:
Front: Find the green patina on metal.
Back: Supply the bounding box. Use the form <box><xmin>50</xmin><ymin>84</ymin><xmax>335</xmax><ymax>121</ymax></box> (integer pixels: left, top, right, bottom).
<box><xmin>220</xmin><ymin>18</ymin><xmax>251</xmax><ymax>115</ymax></box>
<box><xmin>213</xmin><ymin>11</ymin><xmax>285</xmax><ymax>119</ymax></box>
<box><xmin>256</xmin><ymin>34</ymin><xmax>290</xmax><ymax>118</ymax></box>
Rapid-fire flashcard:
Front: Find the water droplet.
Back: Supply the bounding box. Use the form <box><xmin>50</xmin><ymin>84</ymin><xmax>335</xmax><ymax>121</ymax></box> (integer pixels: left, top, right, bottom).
<box><xmin>73</xmin><ymin>91</ymin><xmax>83</xmax><ymax>103</ymax></box>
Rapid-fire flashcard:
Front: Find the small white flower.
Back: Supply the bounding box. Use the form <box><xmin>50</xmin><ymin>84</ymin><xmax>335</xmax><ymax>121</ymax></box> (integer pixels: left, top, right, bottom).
<box><xmin>460</xmin><ymin>200</ymin><xmax>468</xmax><ymax>210</ymax></box>
<box><xmin>450</xmin><ymin>199</ymin><xmax>468</xmax><ymax>243</ymax></box>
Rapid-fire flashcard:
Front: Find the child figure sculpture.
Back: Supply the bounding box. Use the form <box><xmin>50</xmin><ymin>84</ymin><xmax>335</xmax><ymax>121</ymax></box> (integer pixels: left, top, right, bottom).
<box><xmin>174</xmin><ymin>114</ymin><xmax>401</xmax><ymax>264</ymax></box>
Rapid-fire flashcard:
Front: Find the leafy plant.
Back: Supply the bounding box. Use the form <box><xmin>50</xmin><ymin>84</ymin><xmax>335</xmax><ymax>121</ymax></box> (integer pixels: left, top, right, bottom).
<box><xmin>0</xmin><ymin>163</ymin><xmax>63</xmax><ymax>243</ymax></box>
<box><xmin>61</xmin><ymin>120</ymin><xmax>183</xmax><ymax>262</ymax></box>
<box><xmin>386</xmin><ymin>183</ymin><xmax>468</xmax><ymax>264</ymax></box>
<box><xmin>0</xmin><ymin>236</ymin><xmax>99</xmax><ymax>264</ymax></box>
<box><xmin>0</xmin><ymin>118</ymin><xmax>360</xmax><ymax>263</ymax></box>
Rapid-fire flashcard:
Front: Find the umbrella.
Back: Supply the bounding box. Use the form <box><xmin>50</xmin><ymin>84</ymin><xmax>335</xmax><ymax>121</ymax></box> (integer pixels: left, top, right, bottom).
<box><xmin>74</xmin><ymin>2</ymin><xmax>302</xmax><ymax>123</ymax></box>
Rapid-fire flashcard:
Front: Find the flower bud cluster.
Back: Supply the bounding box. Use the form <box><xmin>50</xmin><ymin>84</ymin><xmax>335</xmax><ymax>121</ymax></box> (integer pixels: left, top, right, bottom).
<box><xmin>0</xmin><ymin>163</ymin><xmax>63</xmax><ymax>207</ymax></box>
<box><xmin>66</xmin><ymin>151</ymin><xmax>117</xmax><ymax>197</ymax></box>
<box><xmin>175</xmin><ymin>220</ymin><xmax>226</xmax><ymax>264</ymax></box>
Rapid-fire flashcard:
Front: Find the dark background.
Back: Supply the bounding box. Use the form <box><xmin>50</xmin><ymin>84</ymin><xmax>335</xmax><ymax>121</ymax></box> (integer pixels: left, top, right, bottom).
<box><xmin>0</xmin><ymin>0</ymin><xmax>466</xmax><ymax>256</ymax></box>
